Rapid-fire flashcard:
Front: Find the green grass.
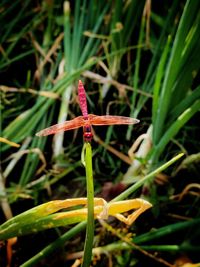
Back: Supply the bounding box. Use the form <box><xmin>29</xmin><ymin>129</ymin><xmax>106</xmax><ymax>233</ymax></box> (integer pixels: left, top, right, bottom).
<box><xmin>0</xmin><ymin>0</ymin><xmax>200</xmax><ymax>266</ymax></box>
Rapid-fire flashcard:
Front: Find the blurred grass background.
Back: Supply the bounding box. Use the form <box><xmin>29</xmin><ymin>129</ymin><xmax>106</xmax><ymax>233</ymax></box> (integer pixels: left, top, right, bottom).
<box><xmin>0</xmin><ymin>0</ymin><xmax>200</xmax><ymax>266</ymax></box>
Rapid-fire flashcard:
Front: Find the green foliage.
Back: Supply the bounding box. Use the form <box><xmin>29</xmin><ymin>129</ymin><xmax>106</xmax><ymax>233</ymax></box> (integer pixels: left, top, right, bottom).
<box><xmin>151</xmin><ymin>0</ymin><xmax>200</xmax><ymax>162</ymax></box>
<box><xmin>0</xmin><ymin>0</ymin><xmax>200</xmax><ymax>266</ymax></box>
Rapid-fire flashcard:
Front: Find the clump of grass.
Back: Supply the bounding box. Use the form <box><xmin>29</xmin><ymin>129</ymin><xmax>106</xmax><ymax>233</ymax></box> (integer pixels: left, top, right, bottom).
<box><xmin>0</xmin><ymin>0</ymin><xmax>200</xmax><ymax>266</ymax></box>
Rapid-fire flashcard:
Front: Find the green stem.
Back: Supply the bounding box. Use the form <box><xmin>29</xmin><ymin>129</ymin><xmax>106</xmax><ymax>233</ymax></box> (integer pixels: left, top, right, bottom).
<box><xmin>81</xmin><ymin>142</ymin><xmax>94</xmax><ymax>267</ymax></box>
<box><xmin>93</xmin><ymin>243</ymin><xmax>200</xmax><ymax>253</ymax></box>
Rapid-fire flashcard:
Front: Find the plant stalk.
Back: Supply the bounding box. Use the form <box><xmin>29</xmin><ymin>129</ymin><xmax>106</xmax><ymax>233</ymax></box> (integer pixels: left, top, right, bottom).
<box><xmin>81</xmin><ymin>142</ymin><xmax>94</xmax><ymax>267</ymax></box>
